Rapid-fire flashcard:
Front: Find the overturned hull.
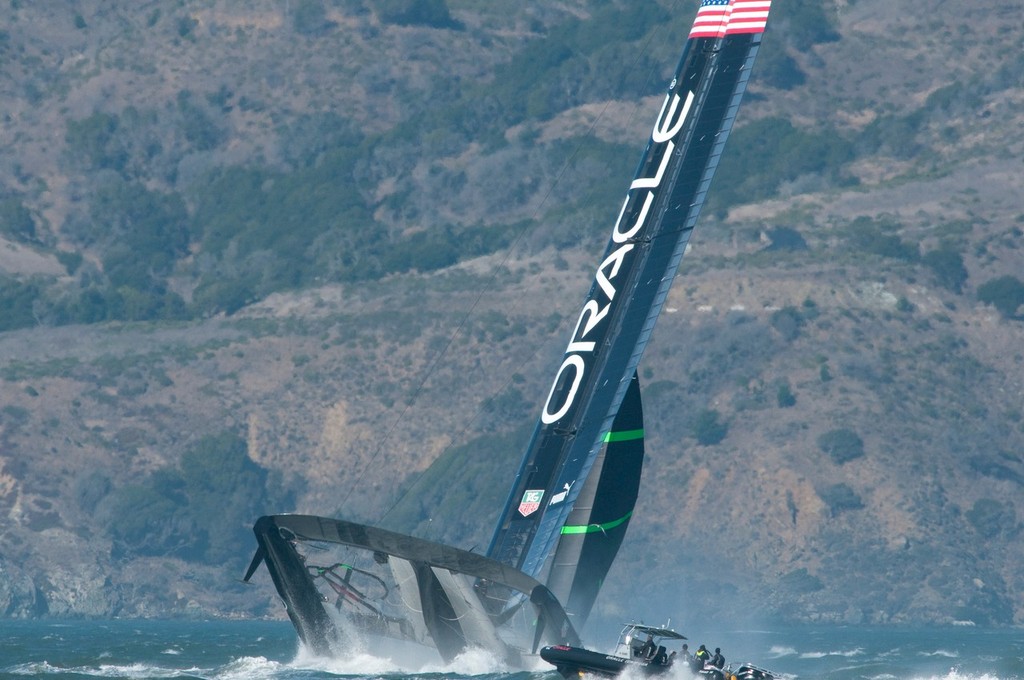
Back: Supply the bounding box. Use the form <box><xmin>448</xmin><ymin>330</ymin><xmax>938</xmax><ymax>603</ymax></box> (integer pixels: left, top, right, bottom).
<box><xmin>245</xmin><ymin>514</ymin><xmax>579</xmax><ymax>662</ymax></box>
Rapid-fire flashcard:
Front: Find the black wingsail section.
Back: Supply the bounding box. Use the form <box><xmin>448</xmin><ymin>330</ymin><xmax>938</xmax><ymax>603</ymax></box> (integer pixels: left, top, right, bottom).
<box><xmin>486</xmin><ymin>3</ymin><xmax>772</xmax><ymax>624</ymax></box>
<box><xmin>544</xmin><ymin>372</ymin><xmax>644</xmax><ymax>624</ymax></box>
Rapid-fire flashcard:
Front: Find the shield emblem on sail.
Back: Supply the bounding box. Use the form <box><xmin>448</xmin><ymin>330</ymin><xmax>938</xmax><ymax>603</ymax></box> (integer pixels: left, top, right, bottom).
<box><xmin>518</xmin><ymin>490</ymin><xmax>544</xmax><ymax>517</ymax></box>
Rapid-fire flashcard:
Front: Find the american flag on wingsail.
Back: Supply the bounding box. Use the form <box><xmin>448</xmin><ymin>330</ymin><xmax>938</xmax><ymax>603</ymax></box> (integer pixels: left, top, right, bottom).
<box><xmin>688</xmin><ymin>0</ymin><xmax>731</xmax><ymax>39</ymax></box>
<box><xmin>724</xmin><ymin>0</ymin><xmax>771</xmax><ymax>35</ymax></box>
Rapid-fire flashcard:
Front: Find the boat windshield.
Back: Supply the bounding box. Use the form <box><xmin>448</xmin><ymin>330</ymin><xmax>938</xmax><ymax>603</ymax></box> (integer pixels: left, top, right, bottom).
<box><xmin>614</xmin><ymin>623</ymin><xmax>686</xmax><ymax>658</ymax></box>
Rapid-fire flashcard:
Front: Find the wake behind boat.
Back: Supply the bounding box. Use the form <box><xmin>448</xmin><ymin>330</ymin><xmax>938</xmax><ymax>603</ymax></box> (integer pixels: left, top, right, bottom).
<box><xmin>541</xmin><ymin>622</ymin><xmax>776</xmax><ymax>680</ymax></box>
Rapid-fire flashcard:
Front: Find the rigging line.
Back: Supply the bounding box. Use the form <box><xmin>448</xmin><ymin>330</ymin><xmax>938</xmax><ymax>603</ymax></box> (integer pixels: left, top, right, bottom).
<box><xmin>367</xmin><ymin>7</ymin><xmax>687</xmax><ymax>529</ymax></box>
<box><xmin>377</xmin><ymin>14</ymin><xmax>684</xmax><ymax>536</ymax></box>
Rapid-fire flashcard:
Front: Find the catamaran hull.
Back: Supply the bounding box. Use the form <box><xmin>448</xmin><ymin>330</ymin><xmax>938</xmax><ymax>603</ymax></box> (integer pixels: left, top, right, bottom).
<box><xmin>245</xmin><ymin>514</ymin><xmax>580</xmax><ymax>663</ymax></box>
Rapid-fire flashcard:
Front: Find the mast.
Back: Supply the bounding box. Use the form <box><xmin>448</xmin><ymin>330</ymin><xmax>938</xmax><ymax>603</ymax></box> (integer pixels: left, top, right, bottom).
<box><xmin>486</xmin><ymin>0</ymin><xmax>773</xmax><ymax>623</ymax></box>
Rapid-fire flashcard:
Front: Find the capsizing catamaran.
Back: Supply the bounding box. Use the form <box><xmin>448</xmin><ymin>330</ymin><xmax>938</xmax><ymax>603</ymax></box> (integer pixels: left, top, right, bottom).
<box><xmin>244</xmin><ymin>0</ymin><xmax>773</xmax><ymax>664</ymax></box>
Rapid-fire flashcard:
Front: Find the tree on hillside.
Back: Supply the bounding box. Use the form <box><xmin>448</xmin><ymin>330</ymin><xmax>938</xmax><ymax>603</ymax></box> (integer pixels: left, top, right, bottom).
<box><xmin>292</xmin><ymin>0</ymin><xmax>334</xmax><ymax>35</ymax></box>
<box><xmin>376</xmin><ymin>0</ymin><xmax>462</xmax><ymax>29</ymax></box>
<box><xmin>965</xmin><ymin>498</ymin><xmax>1014</xmax><ymax>539</ymax></box>
<box><xmin>776</xmin><ymin>380</ymin><xmax>797</xmax><ymax>407</ymax></box>
<box><xmin>692</xmin><ymin>408</ymin><xmax>728</xmax><ymax>446</ymax></box>
<box><xmin>817</xmin><ymin>427</ymin><xmax>864</xmax><ymax>464</ymax></box>
<box><xmin>103</xmin><ymin>431</ymin><xmax>289</xmax><ymax>565</ymax></box>
<box><xmin>923</xmin><ymin>246</ymin><xmax>968</xmax><ymax>294</ymax></box>
<box><xmin>65</xmin><ymin>112</ymin><xmax>128</xmax><ymax>172</ymax></box>
<box><xmin>818</xmin><ymin>483</ymin><xmax>863</xmax><ymax>517</ymax></box>
<box><xmin>847</xmin><ymin>216</ymin><xmax>919</xmax><ymax>262</ymax></box>
<box><xmin>770</xmin><ymin>306</ymin><xmax>805</xmax><ymax>341</ymax></box>
<box><xmin>977</xmin><ymin>275</ymin><xmax>1024</xmax><ymax>318</ymax></box>
<box><xmin>0</xmin><ymin>198</ymin><xmax>36</xmax><ymax>242</ymax></box>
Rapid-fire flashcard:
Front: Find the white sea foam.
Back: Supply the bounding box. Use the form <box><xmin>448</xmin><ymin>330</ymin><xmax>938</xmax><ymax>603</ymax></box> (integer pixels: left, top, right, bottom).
<box><xmin>213</xmin><ymin>655</ymin><xmax>287</xmax><ymax>680</ymax></box>
<box><xmin>798</xmin><ymin>647</ymin><xmax>864</xmax><ymax>659</ymax></box>
<box><xmin>918</xmin><ymin>650</ymin><xmax>961</xmax><ymax>659</ymax></box>
<box><xmin>19</xmin><ymin>662</ymin><xmax>206</xmax><ymax>678</ymax></box>
<box><xmin>905</xmin><ymin>671</ymin><xmax>1003</xmax><ymax>680</ymax></box>
<box><xmin>6</xmin><ymin>661</ymin><xmax>62</xmax><ymax>675</ymax></box>
<box><xmin>6</xmin><ymin>660</ymin><xmax>205</xmax><ymax>678</ymax></box>
<box><xmin>288</xmin><ymin>640</ymin><xmax>517</xmax><ymax>675</ymax></box>
<box><xmin>420</xmin><ymin>646</ymin><xmax>514</xmax><ymax>674</ymax></box>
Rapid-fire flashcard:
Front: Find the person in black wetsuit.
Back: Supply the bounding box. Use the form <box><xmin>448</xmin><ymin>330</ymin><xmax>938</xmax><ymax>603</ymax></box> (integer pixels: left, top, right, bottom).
<box><xmin>639</xmin><ymin>634</ymin><xmax>657</xmax><ymax>660</ymax></box>
<box><xmin>711</xmin><ymin>647</ymin><xmax>725</xmax><ymax>669</ymax></box>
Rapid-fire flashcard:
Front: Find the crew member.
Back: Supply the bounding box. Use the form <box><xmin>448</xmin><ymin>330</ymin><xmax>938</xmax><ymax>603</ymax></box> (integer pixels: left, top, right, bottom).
<box><xmin>711</xmin><ymin>647</ymin><xmax>725</xmax><ymax>669</ymax></box>
<box><xmin>694</xmin><ymin>644</ymin><xmax>711</xmax><ymax>668</ymax></box>
<box><xmin>639</xmin><ymin>634</ymin><xmax>657</xmax><ymax>660</ymax></box>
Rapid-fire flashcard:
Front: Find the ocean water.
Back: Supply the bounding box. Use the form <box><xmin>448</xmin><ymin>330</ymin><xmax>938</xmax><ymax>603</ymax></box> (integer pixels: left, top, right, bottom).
<box><xmin>0</xmin><ymin>619</ymin><xmax>1020</xmax><ymax>680</ymax></box>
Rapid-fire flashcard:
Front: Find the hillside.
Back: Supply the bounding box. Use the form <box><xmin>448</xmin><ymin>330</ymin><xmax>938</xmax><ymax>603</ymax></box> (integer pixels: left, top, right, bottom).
<box><xmin>1</xmin><ymin>0</ymin><xmax>1023</xmax><ymax>631</ymax></box>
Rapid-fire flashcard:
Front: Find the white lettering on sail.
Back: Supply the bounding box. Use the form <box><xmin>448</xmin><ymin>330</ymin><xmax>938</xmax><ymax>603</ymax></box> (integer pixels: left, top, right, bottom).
<box><xmin>540</xmin><ymin>85</ymin><xmax>696</xmax><ymax>426</ymax></box>
<box><xmin>566</xmin><ymin>300</ymin><xmax>607</xmax><ymax>354</ymax></box>
<box><xmin>612</xmin><ymin>191</ymin><xmax>654</xmax><ymax>243</ymax></box>
<box><xmin>629</xmin><ymin>140</ymin><xmax>674</xmax><ymax>191</ymax></box>
<box><xmin>652</xmin><ymin>90</ymin><xmax>694</xmax><ymax>144</ymax></box>
<box><xmin>542</xmin><ymin>354</ymin><xmax>586</xmax><ymax>423</ymax></box>
<box><xmin>595</xmin><ymin>243</ymin><xmax>633</xmax><ymax>300</ymax></box>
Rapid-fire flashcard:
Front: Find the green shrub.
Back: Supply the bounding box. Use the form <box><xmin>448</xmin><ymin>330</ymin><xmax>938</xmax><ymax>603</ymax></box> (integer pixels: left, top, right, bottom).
<box><xmin>104</xmin><ymin>431</ymin><xmax>285</xmax><ymax>564</ymax></box>
<box><xmin>65</xmin><ymin>112</ymin><xmax>128</xmax><ymax>171</ymax></box>
<box><xmin>818</xmin><ymin>483</ymin><xmax>863</xmax><ymax>516</ymax></box>
<box><xmin>692</xmin><ymin>409</ymin><xmax>728</xmax><ymax>446</ymax></box>
<box><xmin>965</xmin><ymin>499</ymin><xmax>1013</xmax><ymax>538</ymax></box>
<box><xmin>176</xmin><ymin>90</ymin><xmax>223</xmax><ymax>151</ymax></box>
<box><xmin>923</xmin><ymin>246</ymin><xmax>968</xmax><ymax>293</ymax></box>
<box><xmin>776</xmin><ymin>381</ymin><xmax>796</xmax><ymax>407</ymax></box>
<box><xmin>846</xmin><ymin>216</ymin><xmax>919</xmax><ymax>261</ymax></box>
<box><xmin>376</xmin><ymin>0</ymin><xmax>461</xmax><ymax>29</ymax></box>
<box><xmin>817</xmin><ymin>428</ymin><xmax>864</xmax><ymax>464</ymax></box>
<box><xmin>770</xmin><ymin>306</ymin><xmax>804</xmax><ymax>341</ymax></box>
<box><xmin>977</xmin><ymin>275</ymin><xmax>1024</xmax><ymax>318</ymax></box>
<box><xmin>764</xmin><ymin>226</ymin><xmax>808</xmax><ymax>251</ymax></box>
<box><xmin>55</xmin><ymin>250</ymin><xmax>83</xmax><ymax>275</ymax></box>
<box><xmin>711</xmin><ymin>118</ymin><xmax>855</xmax><ymax>210</ymax></box>
<box><xmin>755</xmin><ymin>47</ymin><xmax>806</xmax><ymax>90</ymax></box>
<box><xmin>0</xmin><ymin>275</ymin><xmax>48</xmax><ymax>331</ymax></box>
<box><xmin>779</xmin><ymin>567</ymin><xmax>824</xmax><ymax>593</ymax></box>
<box><xmin>0</xmin><ymin>198</ymin><xmax>35</xmax><ymax>241</ymax></box>
<box><xmin>772</xmin><ymin>0</ymin><xmax>840</xmax><ymax>45</ymax></box>
<box><xmin>292</xmin><ymin>0</ymin><xmax>332</xmax><ymax>34</ymax></box>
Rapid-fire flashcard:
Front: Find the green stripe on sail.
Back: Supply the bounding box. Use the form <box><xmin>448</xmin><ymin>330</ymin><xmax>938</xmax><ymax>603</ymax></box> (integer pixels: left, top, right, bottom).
<box><xmin>560</xmin><ymin>511</ymin><xmax>633</xmax><ymax>535</ymax></box>
<box><xmin>602</xmin><ymin>428</ymin><xmax>644</xmax><ymax>443</ymax></box>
